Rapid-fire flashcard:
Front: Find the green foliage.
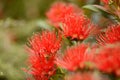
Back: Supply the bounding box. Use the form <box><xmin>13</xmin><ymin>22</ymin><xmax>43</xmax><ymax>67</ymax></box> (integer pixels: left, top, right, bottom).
<box><xmin>83</xmin><ymin>5</ymin><xmax>120</xmax><ymax>23</ymax></box>
<box><xmin>0</xmin><ymin>18</ymin><xmax>50</xmax><ymax>80</ymax></box>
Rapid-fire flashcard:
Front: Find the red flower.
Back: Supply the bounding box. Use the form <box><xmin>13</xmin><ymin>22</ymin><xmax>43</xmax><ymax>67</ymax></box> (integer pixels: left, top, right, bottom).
<box><xmin>94</xmin><ymin>43</ymin><xmax>120</xmax><ymax>75</ymax></box>
<box><xmin>61</xmin><ymin>13</ymin><xmax>96</xmax><ymax>40</ymax></box>
<box><xmin>56</xmin><ymin>44</ymin><xmax>89</xmax><ymax>71</ymax></box>
<box><xmin>26</xmin><ymin>31</ymin><xmax>61</xmax><ymax>80</ymax></box>
<box><xmin>97</xmin><ymin>25</ymin><xmax>120</xmax><ymax>45</ymax></box>
<box><xmin>46</xmin><ymin>2</ymin><xmax>82</xmax><ymax>28</ymax></box>
<box><xmin>28</xmin><ymin>53</ymin><xmax>56</xmax><ymax>80</ymax></box>
<box><xmin>28</xmin><ymin>31</ymin><xmax>61</xmax><ymax>54</ymax></box>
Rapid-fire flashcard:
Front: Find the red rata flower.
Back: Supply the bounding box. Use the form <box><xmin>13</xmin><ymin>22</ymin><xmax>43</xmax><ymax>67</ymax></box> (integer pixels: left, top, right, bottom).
<box><xmin>94</xmin><ymin>43</ymin><xmax>120</xmax><ymax>76</ymax></box>
<box><xmin>26</xmin><ymin>31</ymin><xmax>61</xmax><ymax>80</ymax></box>
<box><xmin>28</xmin><ymin>53</ymin><xmax>55</xmax><ymax>80</ymax></box>
<box><xmin>28</xmin><ymin>31</ymin><xmax>61</xmax><ymax>54</ymax></box>
<box><xmin>56</xmin><ymin>44</ymin><xmax>89</xmax><ymax>71</ymax></box>
<box><xmin>97</xmin><ymin>25</ymin><xmax>120</xmax><ymax>45</ymax></box>
<box><xmin>61</xmin><ymin>13</ymin><xmax>96</xmax><ymax>40</ymax></box>
<box><xmin>46</xmin><ymin>2</ymin><xmax>82</xmax><ymax>28</ymax></box>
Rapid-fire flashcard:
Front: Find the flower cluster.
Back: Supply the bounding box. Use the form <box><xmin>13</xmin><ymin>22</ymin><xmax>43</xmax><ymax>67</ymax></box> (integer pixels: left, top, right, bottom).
<box><xmin>28</xmin><ymin>53</ymin><xmax>55</xmax><ymax>80</ymax></box>
<box><xmin>47</xmin><ymin>2</ymin><xmax>96</xmax><ymax>40</ymax></box>
<box><xmin>56</xmin><ymin>44</ymin><xmax>89</xmax><ymax>71</ymax></box>
<box><xmin>94</xmin><ymin>43</ymin><xmax>120</xmax><ymax>75</ymax></box>
<box><xmin>97</xmin><ymin>25</ymin><xmax>120</xmax><ymax>45</ymax></box>
<box><xmin>46</xmin><ymin>2</ymin><xmax>81</xmax><ymax>28</ymax></box>
<box><xmin>25</xmin><ymin>1</ymin><xmax>120</xmax><ymax>80</ymax></box>
<box><xmin>61</xmin><ymin>13</ymin><xmax>96</xmax><ymax>40</ymax></box>
<box><xmin>26</xmin><ymin>31</ymin><xmax>61</xmax><ymax>80</ymax></box>
<box><xmin>28</xmin><ymin>31</ymin><xmax>61</xmax><ymax>54</ymax></box>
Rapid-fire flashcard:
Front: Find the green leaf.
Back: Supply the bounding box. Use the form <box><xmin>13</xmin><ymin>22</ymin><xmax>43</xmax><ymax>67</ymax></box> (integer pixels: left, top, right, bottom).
<box><xmin>83</xmin><ymin>5</ymin><xmax>101</xmax><ymax>12</ymax></box>
<box><xmin>82</xmin><ymin>5</ymin><xmax>120</xmax><ymax>23</ymax></box>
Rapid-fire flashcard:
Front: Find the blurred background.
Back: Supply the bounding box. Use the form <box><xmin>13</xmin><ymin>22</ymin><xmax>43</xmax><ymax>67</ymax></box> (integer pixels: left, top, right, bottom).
<box><xmin>0</xmin><ymin>0</ymin><xmax>105</xmax><ymax>80</ymax></box>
